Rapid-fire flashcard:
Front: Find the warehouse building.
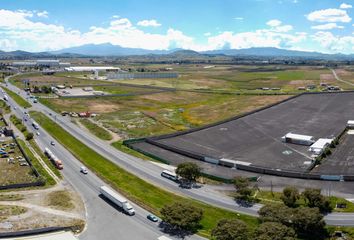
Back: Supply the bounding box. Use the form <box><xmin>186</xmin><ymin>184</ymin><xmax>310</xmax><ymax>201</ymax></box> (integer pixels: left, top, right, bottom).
<box><xmin>107</xmin><ymin>72</ymin><xmax>178</xmax><ymax>80</ymax></box>
<box><xmin>309</xmin><ymin>138</ymin><xmax>334</xmax><ymax>155</ymax></box>
<box><xmin>281</xmin><ymin>133</ymin><xmax>315</xmax><ymax>146</ymax></box>
<box><xmin>13</xmin><ymin>60</ymin><xmax>70</xmax><ymax>68</ymax></box>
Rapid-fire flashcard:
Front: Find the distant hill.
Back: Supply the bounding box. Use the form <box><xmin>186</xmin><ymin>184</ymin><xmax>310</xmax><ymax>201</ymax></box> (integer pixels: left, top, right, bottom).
<box><xmin>1</xmin><ymin>44</ymin><xmax>353</xmax><ymax>60</ymax></box>
<box><xmin>202</xmin><ymin>47</ymin><xmax>352</xmax><ymax>59</ymax></box>
<box><xmin>51</xmin><ymin>43</ymin><xmax>172</xmax><ymax>56</ymax></box>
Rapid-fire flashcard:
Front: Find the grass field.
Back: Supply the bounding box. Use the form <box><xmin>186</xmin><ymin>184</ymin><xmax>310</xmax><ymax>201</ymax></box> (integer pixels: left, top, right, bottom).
<box><xmin>40</xmin><ymin>92</ymin><xmax>290</xmax><ymax>139</ymax></box>
<box><xmin>115</xmin><ymin>65</ymin><xmax>337</xmax><ymax>93</ymax></box>
<box><xmin>30</xmin><ymin>111</ymin><xmax>259</xmax><ymax>237</ymax></box>
<box><xmin>46</xmin><ymin>190</ymin><xmax>74</xmax><ymax>210</ymax></box>
<box><xmin>0</xmin><ymin>205</ymin><xmax>27</xmax><ymax>221</ymax></box>
<box><xmin>79</xmin><ymin>119</ymin><xmax>112</xmax><ymax>141</ymax></box>
<box><xmin>255</xmin><ymin>190</ymin><xmax>354</xmax><ymax>213</ymax></box>
<box><xmin>2</xmin><ymin>87</ymin><xmax>32</xmax><ymax>108</ymax></box>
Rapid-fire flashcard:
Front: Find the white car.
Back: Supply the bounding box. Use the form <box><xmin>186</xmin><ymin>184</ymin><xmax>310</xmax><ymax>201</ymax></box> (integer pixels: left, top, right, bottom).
<box><xmin>80</xmin><ymin>166</ymin><xmax>88</xmax><ymax>174</ymax></box>
<box><xmin>36</xmin><ymin>132</ymin><xmax>40</xmax><ymax>136</ymax></box>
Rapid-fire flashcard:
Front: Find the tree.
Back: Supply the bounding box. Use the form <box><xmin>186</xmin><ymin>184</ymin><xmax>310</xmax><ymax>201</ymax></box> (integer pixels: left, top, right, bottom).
<box><xmin>25</xmin><ymin>132</ymin><xmax>34</xmax><ymax>140</ymax></box>
<box><xmin>211</xmin><ymin>218</ymin><xmax>250</xmax><ymax>240</ymax></box>
<box><xmin>302</xmin><ymin>188</ymin><xmax>332</xmax><ymax>213</ymax></box>
<box><xmin>255</xmin><ymin>222</ymin><xmax>296</xmax><ymax>240</ymax></box>
<box><xmin>292</xmin><ymin>207</ymin><xmax>327</xmax><ymax>239</ymax></box>
<box><xmin>258</xmin><ymin>204</ymin><xmax>292</xmax><ymax>225</ymax></box>
<box><xmin>176</xmin><ymin>162</ymin><xmax>201</xmax><ymax>183</ymax></box>
<box><xmin>234</xmin><ymin>177</ymin><xmax>254</xmax><ymax>204</ymax></box>
<box><xmin>160</xmin><ymin>202</ymin><xmax>203</xmax><ymax>232</ymax></box>
<box><xmin>281</xmin><ymin>186</ymin><xmax>300</xmax><ymax>208</ymax></box>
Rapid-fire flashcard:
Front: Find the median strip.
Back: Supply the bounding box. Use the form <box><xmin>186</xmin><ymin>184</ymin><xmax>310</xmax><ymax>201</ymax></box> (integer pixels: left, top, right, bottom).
<box><xmin>30</xmin><ymin>111</ymin><xmax>259</xmax><ymax>237</ymax></box>
<box><xmin>2</xmin><ymin>86</ymin><xmax>32</xmax><ymax>108</ymax></box>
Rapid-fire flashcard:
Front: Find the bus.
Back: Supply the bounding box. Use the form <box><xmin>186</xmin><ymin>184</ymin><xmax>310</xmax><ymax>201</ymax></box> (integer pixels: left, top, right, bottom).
<box><xmin>32</xmin><ymin>121</ymin><xmax>39</xmax><ymax>130</ymax></box>
<box><xmin>161</xmin><ymin>170</ymin><xmax>179</xmax><ymax>182</ymax></box>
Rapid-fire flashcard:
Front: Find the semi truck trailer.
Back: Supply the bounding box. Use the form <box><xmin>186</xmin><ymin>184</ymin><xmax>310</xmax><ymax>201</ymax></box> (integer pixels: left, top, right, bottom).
<box><xmin>44</xmin><ymin>147</ymin><xmax>63</xmax><ymax>170</ymax></box>
<box><xmin>99</xmin><ymin>186</ymin><xmax>135</xmax><ymax>215</ymax></box>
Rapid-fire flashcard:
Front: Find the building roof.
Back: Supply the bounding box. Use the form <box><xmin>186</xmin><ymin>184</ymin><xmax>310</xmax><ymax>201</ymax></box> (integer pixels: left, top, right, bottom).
<box><xmin>65</xmin><ymin>66</ymin><xmax>120</xmax><ymax>72</ymax></box>
<box><xmin>283</xmin><ymin>133</ymin><xmax>314</xmax><ymax>141</ymax></box>
<box><xmin>309</xmin><ymin>138</ymin><xmax>333</xmax><ymax>150</ymax></box>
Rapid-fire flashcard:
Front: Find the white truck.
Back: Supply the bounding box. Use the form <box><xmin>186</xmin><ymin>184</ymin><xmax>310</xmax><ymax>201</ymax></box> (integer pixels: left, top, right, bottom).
<box><xmin>99</xmin><ymin>186</ymin><xmax>135</xmax><ymax>215</ymax></box>
<box><xmin>32</xmin><ymin>121</ymin><xmax>39</xmax><ymax>130</ymax></box>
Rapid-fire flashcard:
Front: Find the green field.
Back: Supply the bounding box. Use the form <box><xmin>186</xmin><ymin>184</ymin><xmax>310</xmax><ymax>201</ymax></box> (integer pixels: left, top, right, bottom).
<box><xmin>255</xmin><ymin>190</ymin><xmax>354</xmax><ymax>213</ymax></box>
<box><xmin>79</xmin><ymin>119</ymin><xmax>112</xmax><ymax>141</ymax></box>
<box><xmin>30</xmin><ymin>111</ymin><xmax>259</xmax><ymax>237</ymax></box>
<box><xmin>40</xmin><ymin>92</ymin><xmax>290</xmax><ymax>139</ymax></box>
<box><xmin>2</xmin><ymin>87</ymin><xmax>32</xmax><ymax>108</ymax></box>
<box><xmin>115</xmin><ymin>65</ymin><xmax>337</xmax><ymax>93</ymax></box>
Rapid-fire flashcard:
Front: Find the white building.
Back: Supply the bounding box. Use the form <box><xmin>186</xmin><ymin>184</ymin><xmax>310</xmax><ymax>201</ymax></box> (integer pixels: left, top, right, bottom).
<box><xmin>309</xmin><ymin>138</ymin><xmax>334</xmax><ymax>155</ymax></box>
<box><xmin>12</xmin><ymin>60</ymin><xmax>70</xmax><ymax>68</ymax></box>
<box><xmin>64</xmin><ymin>66</ymin><xmax>120</xmax><ymax>72</ymax></box>
<box><xmin>347</xmin><ymin>120</ymin><xmax>354</xmax><ymax>128</ymax></box>
<box><xmin>281</xmin><ymin>133</ymin><xmax>315</xmax><ymax>146</ymax></box>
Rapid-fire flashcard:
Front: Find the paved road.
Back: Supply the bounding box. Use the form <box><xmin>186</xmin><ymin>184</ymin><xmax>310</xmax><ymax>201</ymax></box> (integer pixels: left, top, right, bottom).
<box><xmin>0</xmin><ymin>85</ymin><xmax>204</xmax><ymax>240</ymax></box>
<box><xmin>3</xmin><ymin>78</ymin><xmax>354</xmax><ymax>227</ymax></box>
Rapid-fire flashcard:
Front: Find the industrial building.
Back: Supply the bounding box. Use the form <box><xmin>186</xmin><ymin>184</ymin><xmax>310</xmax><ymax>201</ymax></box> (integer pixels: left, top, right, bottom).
<box><xmin>309</xmin><ymin>138</ymin><xmax>333</xmax><ymax>155</ymax></box>
<box><xmin>107</xmin><ymin>72</ymin><xmax>178</xmax><ymax>80</ymax></box>
<box><xmin>12</xmin><ymin>60</ymin><xmax>70</xmax><ymax>68</ymax></box>
<box><xmin>281</xmin><ymin>133</ymin><xmax>315</xmax><ymax>146</ymax></box>
<box><xmin>64</xmin><ymin>66</ymin><xmax>120</xmax><ymax>72</ymax></box>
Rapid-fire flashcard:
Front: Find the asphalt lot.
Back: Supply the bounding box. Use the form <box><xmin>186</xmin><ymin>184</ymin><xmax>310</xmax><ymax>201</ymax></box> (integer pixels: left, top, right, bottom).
<box><xmin>141</xmin><ymin>92</ymin><xmax>354</xmax><ymax>174</ymax></box>
<box><xmin>313</xmin><ymin>132</ymin><xmax>354</xmax><ymax>175</ymax></box>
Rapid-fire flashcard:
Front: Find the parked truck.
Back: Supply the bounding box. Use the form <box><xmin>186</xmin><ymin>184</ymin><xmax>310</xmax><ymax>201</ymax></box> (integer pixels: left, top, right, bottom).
<box><xmin>99</xmin><ymin>186</ymin><xmax>135</xmax><ymax>215</ymax></box>
<box><xmin>44</xmin><ymin>147</ymin><xmax>63</xmax><ymax>170</ymax></box>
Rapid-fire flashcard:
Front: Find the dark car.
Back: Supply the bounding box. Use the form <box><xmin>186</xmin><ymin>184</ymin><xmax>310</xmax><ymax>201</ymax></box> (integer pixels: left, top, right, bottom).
<box><xmin>147</xmin><ymin>214</ymin><xmax>158</xmax><ymax>222</ymax></box>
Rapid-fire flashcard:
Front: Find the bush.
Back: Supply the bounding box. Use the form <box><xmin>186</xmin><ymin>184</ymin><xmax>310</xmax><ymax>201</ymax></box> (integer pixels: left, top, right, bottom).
<box><xmin>26</xmin><ymin>132</ymin><xmax>34</xmax><ymax>140</ymax></box>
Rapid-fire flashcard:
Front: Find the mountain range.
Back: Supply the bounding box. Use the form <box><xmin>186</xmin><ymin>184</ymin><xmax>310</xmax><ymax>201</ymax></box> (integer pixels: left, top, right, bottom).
<box><xmin>0</xmin><ymin>43</ymin><xmax>353</xmax><ymax>59</ymax></box>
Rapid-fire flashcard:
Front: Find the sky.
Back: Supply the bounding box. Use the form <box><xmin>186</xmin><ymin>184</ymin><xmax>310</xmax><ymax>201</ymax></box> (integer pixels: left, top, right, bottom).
<box><xmin>0</xmin><ymin>0</ymin><xmax>353</xmax><ymax>54</ymax></box>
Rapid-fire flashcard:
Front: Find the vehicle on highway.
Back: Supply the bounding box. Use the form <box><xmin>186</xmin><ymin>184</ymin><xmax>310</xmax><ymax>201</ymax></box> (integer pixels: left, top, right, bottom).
<box><xmin>32</xmin><ymin>121</ymin><xmax>39</xmax><ymax>130</ymax></box>
<box><xmin>99</xmin><ymin>186</ymin><xmax>135</xmax><ymax>215</ymax></box>
<box><xmin>14</xmin><ymin>106</ymin><xmax>17</xmax><ymax>110</ymax></box>
<box><xmin>33</xmin><ymin>98</ymin><xmax>38</xmax><ymax>103</ymax></box>
<box><xmin>80</xmin><ymin>166</ymin><xmax>88</xmax><ymax>174</ymax></box>
<box><xmin>161</xmin><ymin>170</ymin><xmax>179</xmax><ymax>182</ymax></box>
<box><xmin>147</xmin><ymin>214</ymin><xmax>158</xmax><ymax>222</ymax></box>
<box><xmin>3</xmin><ymin>95</ymin><xmax>8</xmax><ymax>101</ymax></box>
<box><xmin>44</xmin><ymin>147</ymin><xmax>63</xmax><ymax>170</ymax></box>
<box><xmin>50</xmin><ymin>141</ymin><xmax>55</xmax><ymax>146</ymax></box>
<box><xmin>36</xmin><ymin>132</ymin><xmax>40</xmax><ymax>136</ymax></box>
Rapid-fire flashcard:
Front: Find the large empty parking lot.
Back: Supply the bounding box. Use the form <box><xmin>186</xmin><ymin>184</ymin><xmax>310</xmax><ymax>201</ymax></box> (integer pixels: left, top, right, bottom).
<box><xmin>134</xmin><ymin>92</ymin><xmax>354</xmax><ymax>174</ymax></box>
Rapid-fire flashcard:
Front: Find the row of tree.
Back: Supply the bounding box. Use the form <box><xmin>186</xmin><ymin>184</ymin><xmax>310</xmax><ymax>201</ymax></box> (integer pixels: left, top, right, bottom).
<box><xmin>159</xmin><ymin>201</ymin><xmax>327</xmax><ymax>240</ymax></box>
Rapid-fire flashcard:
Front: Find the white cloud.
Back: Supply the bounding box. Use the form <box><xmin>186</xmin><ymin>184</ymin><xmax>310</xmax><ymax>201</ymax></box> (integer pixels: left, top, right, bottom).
<box><xmin>0</xmin><ymin>8</ymin><xmax>353</xmax><ymax>54</ymax></box>
<box><xmin>266</xmin><ymin>19</ymin><xmax>282</xmax><ymax>27</ymax></box>
<box><xmin>234</xmin><ymin>17</ymin><xmax>244</xmax><ymax>20</ymax></box>
<box><xmin>307</xmin><ymin>8</ymin><xmax>351</xmax><ymax>23</ymax></box>
<box><xmin>137</xmin><ymin>19</ymin><xmax>161</xmax><ymax>27</ymax></box>
<box><xmin>340</xmin><ymin>3</ymin><xmax>352</xmax><ymax>9</ymax></box>
<box><xmin>37</xmin><ymin>11</ymin><xmax>48</xmax><ymax>18</ymax></box>
<box><xmin>312</xmin><ymin>31</ymin><xmax>354</xmax><ymax>52</ymax></box>
<box><xmin>311</xmin><ymin>23</ymin><xmax>344</xmax><ymax>30</ymax></box>
<box><xmin>266</xmin><ymin>19</ymin><xmax>293</xmax><ymax>32</ymax></box>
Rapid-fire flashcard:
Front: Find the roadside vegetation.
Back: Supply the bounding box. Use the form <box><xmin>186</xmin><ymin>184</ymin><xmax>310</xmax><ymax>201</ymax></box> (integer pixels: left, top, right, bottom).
<box><xmin>79</xmin><ymin>119</ymin><xmax>112</xmax><ymax>141</ymax></box>
<box><xmin>2</xmin><ymin>86</ymin><xmax>32</xmax><ymax>108</ymax></box>
<box><xmin>0</xmin><ymin>100</ymin><xmax>11</xmax><ymax>114</ymax></box>
<box><xmin>29</xmin><ymin>111</ymin><xmax>258</xmax><ymax>238</ymax></box>
<box><xmin>17</xmin><ymin>139</ymin><xmax>56</xmax><ymax>186</ymax></box>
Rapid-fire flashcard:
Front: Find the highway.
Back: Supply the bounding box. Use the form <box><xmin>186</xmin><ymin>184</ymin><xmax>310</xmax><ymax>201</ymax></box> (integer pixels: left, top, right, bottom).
<box><xmin>0</xmin><ymin>84</ymin><xmax>204</xmax><ymax>240</ymax></box>
<box><xmin>3</xmin><ymin>77</ymin><xmax>354</xmax><ymax>228</ymax></box>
